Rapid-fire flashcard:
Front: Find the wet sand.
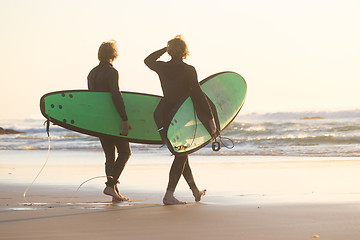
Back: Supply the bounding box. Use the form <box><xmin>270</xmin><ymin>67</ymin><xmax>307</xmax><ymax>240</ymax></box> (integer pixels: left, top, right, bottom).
<box><xmin>1</xmin><ymin>150</ymin><xmax>360</xmax><ymax>239</ymax></box>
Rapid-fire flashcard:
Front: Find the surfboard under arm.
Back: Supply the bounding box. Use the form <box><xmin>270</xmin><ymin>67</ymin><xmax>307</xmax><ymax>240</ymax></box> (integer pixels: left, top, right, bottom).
<box><xmin>40</xmin><ymin>90</ymin><xmax>163</xmax><ymax>144</ymax></box>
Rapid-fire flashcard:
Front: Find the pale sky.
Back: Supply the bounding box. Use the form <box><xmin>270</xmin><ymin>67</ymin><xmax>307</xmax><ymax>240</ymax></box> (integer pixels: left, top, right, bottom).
<box><xmin>0</xmin><ymin>0</ymin><xmax>359</xmax><ymax>120</ymax></box>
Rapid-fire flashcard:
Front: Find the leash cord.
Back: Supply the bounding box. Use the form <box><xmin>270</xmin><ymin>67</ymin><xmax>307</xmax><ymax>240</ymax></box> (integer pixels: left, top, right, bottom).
<box><xmin>23</xmin><ymin>120</ymin><xmax>51</xmax><ymax>205</ymax></box>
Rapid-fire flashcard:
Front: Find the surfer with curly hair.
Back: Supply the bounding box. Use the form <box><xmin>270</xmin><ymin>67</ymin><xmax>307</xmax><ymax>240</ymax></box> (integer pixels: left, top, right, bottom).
<box><xmin>145</xmin><ymin>35</ymin><xmax>216</xmax><ymax>205</ymax></box>
<box><xmin>88</xmin><ymin>40</ymin><xmax>132</xmax><ymax>202</ymax></box>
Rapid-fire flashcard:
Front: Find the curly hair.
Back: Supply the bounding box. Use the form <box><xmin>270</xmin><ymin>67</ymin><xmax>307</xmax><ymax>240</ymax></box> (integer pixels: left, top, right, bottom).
<box><xmin>167</xmin><ymin>35</ymin><xmax>189</xmax><ymax>59</ymax></box>
<box><xmin>98</xmin><ymin>40</ymin><xmax>118</xmax><ymax>62</ymax></box>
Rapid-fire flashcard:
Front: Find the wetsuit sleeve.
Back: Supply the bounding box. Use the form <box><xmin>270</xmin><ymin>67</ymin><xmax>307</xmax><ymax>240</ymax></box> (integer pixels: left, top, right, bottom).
<box><xmin>107</xmin><ymin>69</ymin><xmax>128</xmax><ymax>121</ymax></box>
<box><xmin>187</xmin><ymin>66</ymin><xmax>214</xmax><ymax>121</ymax></box>
<box><xmin>144</xmin><ymin>47</ymin><xmax>167</xmax><ymax>72</ymax></box>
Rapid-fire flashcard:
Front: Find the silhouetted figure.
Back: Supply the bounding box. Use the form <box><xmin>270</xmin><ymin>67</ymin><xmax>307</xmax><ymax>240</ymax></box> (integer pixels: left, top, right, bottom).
<box><xmin>88</xmin><ymin>40</ymin><xmax>132</xmax><ymax>202</ymax></box>
<box><xmin>145</xmin><ymin>35</ymin><xmax>216</xmax><ymax>205</ymax></box>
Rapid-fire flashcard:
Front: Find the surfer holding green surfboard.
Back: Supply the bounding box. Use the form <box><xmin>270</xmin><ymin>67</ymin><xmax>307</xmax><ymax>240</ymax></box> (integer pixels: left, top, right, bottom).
<box><xmin>145</xmin><ymin>35</ymin><xmax>217</xmax><ymax>205</ymax></box>
<box><xmin>88</xmin><ymin>40</ymin><xmax>132</xmax><ymax>202</ymax></box>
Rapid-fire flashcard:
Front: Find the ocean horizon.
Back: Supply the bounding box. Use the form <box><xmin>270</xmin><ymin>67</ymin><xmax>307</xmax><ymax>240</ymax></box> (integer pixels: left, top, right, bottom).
<box><xmin>1</xmin><ymin>109</ymin><xmax>359</xmax><ymax>157</ymax></box>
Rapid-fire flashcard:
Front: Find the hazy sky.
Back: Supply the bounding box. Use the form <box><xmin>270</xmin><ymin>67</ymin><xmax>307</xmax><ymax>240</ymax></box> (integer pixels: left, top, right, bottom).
<box><xmin>1</xmin><ymin>0</ymin><xmax>359</xmax><ymax>120</ymax></box>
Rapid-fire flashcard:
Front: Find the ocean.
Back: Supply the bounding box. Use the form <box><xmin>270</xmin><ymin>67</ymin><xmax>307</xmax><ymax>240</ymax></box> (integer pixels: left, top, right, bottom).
<box><xmin>1</xmin><ymin>110</ymin><xmax>360</xmax><ymax>157</ymax></box>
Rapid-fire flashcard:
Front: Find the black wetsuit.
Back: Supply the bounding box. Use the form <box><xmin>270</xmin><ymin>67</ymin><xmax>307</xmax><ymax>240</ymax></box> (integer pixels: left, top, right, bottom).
<box><xmin>144</xmin><ymin>48</ymin><xmax>214</xmax><ymax>192</ymax></box>
<box><xmin>88</xmin><ymin>61</ymin><xmax>131</xmax><ymax>187</ymax></box>
<box><xmin>144</xmin><ymin>47</ymin><xmax>213</xmax><ymax>123</ymax></box>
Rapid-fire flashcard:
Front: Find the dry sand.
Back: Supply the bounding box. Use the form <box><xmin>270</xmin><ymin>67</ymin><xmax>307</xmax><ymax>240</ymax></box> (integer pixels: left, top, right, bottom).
<box><xmin>1</xmin><ymin>151</ymin><xmax>360</xmax><ymax>239</ymax></box>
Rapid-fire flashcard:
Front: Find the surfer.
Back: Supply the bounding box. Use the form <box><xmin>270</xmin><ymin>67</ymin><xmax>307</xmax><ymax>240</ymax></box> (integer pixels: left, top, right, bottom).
<box><xmin>88</xmin><ymin>40</ymin><xmax>131</xmax><ymax>202</ymax></box>
<box><xmin>145</xmin><ymin>35</ymin><xmax>216</xmax><ymax>205</ymax></box>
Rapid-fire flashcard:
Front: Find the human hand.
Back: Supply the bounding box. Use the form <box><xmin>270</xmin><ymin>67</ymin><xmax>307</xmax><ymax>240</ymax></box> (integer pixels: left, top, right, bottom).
<box><xmin>120</xmin><ymin>120</ymin><xmax>132</xmax><ymax>136</ymax></box>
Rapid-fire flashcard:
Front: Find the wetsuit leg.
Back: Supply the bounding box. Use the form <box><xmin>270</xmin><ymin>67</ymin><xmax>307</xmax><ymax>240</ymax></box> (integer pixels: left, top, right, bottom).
<box><xmin>182</xmin><ymin>157</ymin><xmax>197</xmax><ymax>190</ymax></box>
<box><xmin>100</xmin><ymin>136</ymin><xmax>116</xmax><ymax>186</ymax></box>
<box><xmin>166</xmin><ymin>154</ymin><xmax>189</xmax><ymax>192</ymax></box>
<box><xmin>100</xmin><ymin>137</ymin><xmax>131</xmax><ymax>187</ymax></box>
<box><xmin>112</xmin><ymin>140</ymin><xmax>131</xmax><ymax>184</ymax></box>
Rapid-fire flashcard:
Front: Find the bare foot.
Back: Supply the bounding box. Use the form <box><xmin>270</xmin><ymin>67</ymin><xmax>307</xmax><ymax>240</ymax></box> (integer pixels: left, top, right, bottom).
<box><xmin>113</xmin><ymin>185</ymin><xmax>129</xmax><ymax>202</ymax></box>
<box><xmin>112</xmin><ymin>194</ymin><xmax>129</xmax><ymax>202</ymax></box>
<box><xmin>163</xmin><ymin>190</ymin><xmax>186</xmax><ymax>205</ymax></box>
<box><xmin>163</xmin><ymin>195</ymin><xmax>186</xmax><ymax>205</ymax></box>
<box><xmin>192</xmin><ymin>189</ymin><xmax>207</xmax><ymax>202</ymax></box>
<box><xmin>104</xmin><ymin>186</ymin><xmax>129</xmax><ymax>202</ymax></box>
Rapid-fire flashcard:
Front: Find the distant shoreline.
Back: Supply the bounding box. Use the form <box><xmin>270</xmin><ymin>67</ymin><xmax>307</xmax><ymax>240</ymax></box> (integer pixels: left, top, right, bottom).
<box><xmin>0</xmin><ymin>127</ymin><xmax>23</xmax><ymax>135</ymax></box>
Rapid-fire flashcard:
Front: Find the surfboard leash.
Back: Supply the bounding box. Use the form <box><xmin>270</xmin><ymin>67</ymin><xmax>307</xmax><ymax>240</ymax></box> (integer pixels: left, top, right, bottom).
<box><xmin>46</xmin><ymin>117</ymin><xmax>50</xmax><ymax>137</ymax></box>
<box><xmin>189</xmin><ymin>106</ymin><xmax>198</xmax><ymax>148</ymax></box>
<box><xmin>71</xmin><ymin>176</ymin><xmax>127</xmax><ymax>202</ymax></box>
<box><xmin>23</xmin><ymin>118</ymin><xmax>52</xmax><ymax>205</ymax></box>
<box><xmin>190</xmin><ymin>107</ymin><xmax>235</xmax><ymax>152</ymax></box>
<box><xmin>212</xmin><ymin>134</ymin><xmax>235</xmax><ymax>152</ymax></box>
<box><xmin>71</xmin><ymin>176</ymin><xmax>107</xmax><ymax>201</ymax></box>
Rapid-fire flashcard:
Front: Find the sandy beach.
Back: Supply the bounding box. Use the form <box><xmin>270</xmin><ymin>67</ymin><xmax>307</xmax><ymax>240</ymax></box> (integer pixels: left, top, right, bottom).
<box><xmin>1</xmin><ymin>150</ymin><xmax>360</xmax><ymax>239</ymax></box>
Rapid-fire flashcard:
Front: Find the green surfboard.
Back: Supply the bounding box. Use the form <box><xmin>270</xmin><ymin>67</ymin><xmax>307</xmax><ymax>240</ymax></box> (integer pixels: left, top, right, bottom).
<box><xmin>40</xmin><ymin>71</ymin><xmax>246</xmax><ymax>150</ymax></box>
<box><xmin>155</xmin><ymin>71</ymin><xmax>247</xmax><ymax>155</ymax></box>
<box><xmin>40</xmin><ymin>91</ymin><xmax>163</xmax><ymax>144</ymax></box>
